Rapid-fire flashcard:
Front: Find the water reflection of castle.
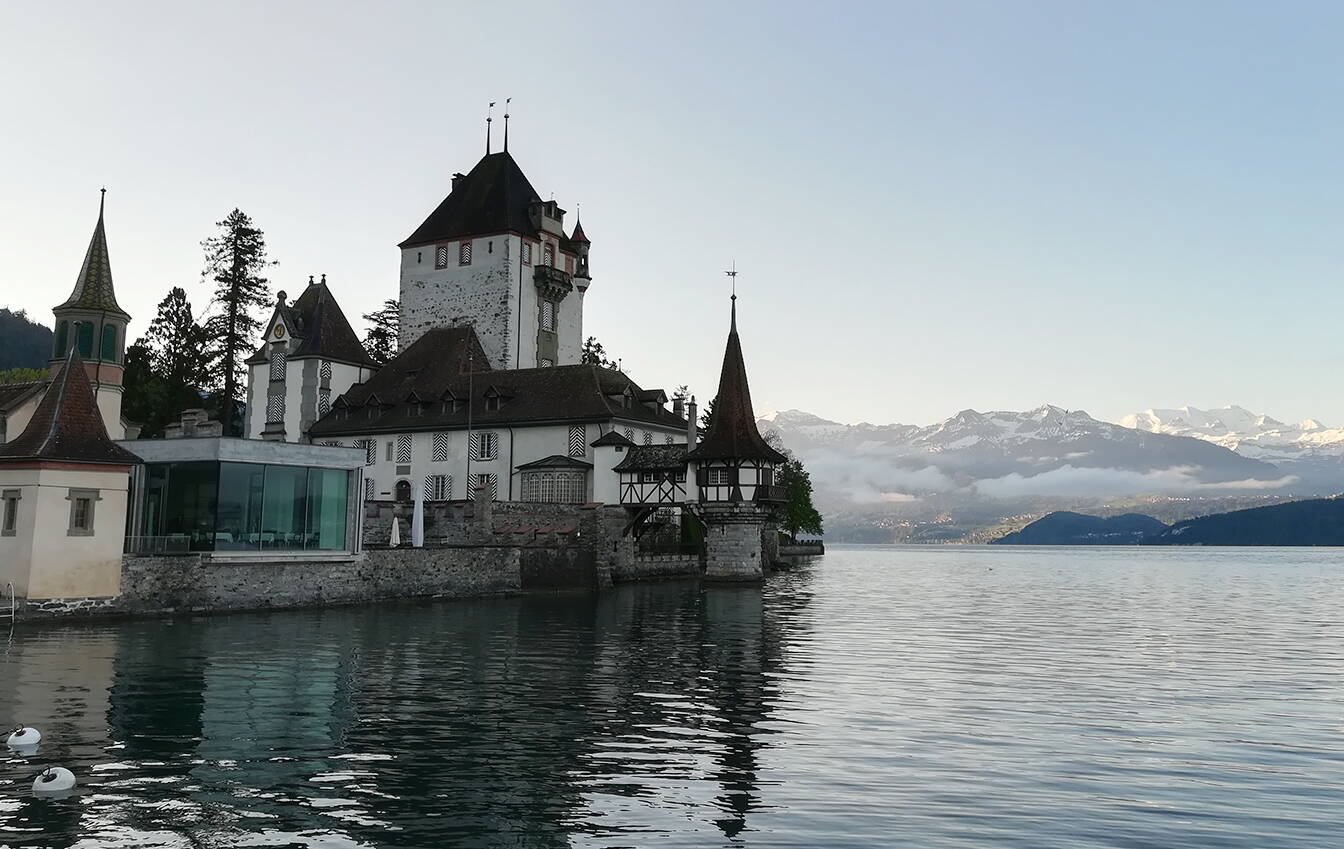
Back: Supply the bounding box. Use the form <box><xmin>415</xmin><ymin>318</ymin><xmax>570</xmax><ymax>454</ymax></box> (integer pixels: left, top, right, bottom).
<box><xmin>0</xmin><ymin>580</ymin><xmax>813</xmax><ymax>844</ymax></box>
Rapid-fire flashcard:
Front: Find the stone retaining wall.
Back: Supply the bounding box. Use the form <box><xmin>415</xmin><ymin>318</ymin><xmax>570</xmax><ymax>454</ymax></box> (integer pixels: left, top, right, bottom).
<box><xmin>615</xmin><ymin>554</ymin><xmax>701</xmax><ymax>583</ymax></box>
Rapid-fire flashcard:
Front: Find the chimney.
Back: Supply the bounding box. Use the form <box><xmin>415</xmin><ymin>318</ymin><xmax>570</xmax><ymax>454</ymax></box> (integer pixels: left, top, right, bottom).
<box><xmin>451</xmin><ymin>172</ymin><xmax>466</xmax><ymax>191</ymax></box>
<box><xmin>673</xmin><ymin>396</ymin><xmax>684</xmax><ymax>419</ymax></box>
<box><xmin>686</xmin><ymin>396</ymin><xmax>698</xmax><ymax>445</ymax></box>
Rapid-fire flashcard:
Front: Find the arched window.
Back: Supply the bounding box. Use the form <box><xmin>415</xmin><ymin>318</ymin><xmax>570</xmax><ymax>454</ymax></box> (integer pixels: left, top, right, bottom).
<box><xmin>394</xmin><ymin>480</ymin><xmax>412</xmax><ymax>503</ymax></box>
<box><xmin>76</xmin><ymin>322</ymin><xmax>94</xmax><ymax>358</ymax></box>
<box><xmin>54</xmin><ymin>321</ymin><xmax>69</xmax><ymax>357</ymax></box>
<box><xmin>100</xmin><ymin>325</ymin><xmax>118</xmax><ymax>362</ymax></box>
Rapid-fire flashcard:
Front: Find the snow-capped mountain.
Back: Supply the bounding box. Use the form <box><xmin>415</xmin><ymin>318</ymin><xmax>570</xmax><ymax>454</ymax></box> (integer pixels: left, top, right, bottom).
<box><xmin>1117</xmin><ymin>405</ymin><xmax>1344</xmax><ymax>460</ymax></box>
<box><xmin>758</xmin><ymin>405</ymin><xmax>1295</xmax><ymax>503</ymax></box>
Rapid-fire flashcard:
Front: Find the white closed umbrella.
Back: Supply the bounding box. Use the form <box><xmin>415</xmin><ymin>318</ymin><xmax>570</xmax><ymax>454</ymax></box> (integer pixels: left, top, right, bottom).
<box><xmin>411</xmin><ymin>480</ymin><xmax>425</xmax><ymax>548</ymax></box>
<box><xmin>389</xmin><ymin>511</ymin><xmax>401</xmax><ymax>547</ymax></box>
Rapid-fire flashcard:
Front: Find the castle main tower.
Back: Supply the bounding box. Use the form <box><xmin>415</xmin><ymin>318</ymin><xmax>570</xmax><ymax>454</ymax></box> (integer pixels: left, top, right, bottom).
<box><xmin>50</xmin><ymin>191</ymin><xmax>131</xmax><ymax>439</ymax></box>
<box><xmin>397</xmin><ymin>149</ymin><xmax>591</xmax><ymax>370</ymax></box>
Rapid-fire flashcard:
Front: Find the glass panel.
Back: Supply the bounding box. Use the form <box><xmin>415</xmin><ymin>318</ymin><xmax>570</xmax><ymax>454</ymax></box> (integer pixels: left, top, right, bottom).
<box><xmin>54</xmin><ymin>321</ymin><xmax>68</xmax><ymax>357</ymax></box>
<box><xmin>160</xmin><ymin>462</ymin><xmax>220</xmax><ymax>551</ymax></box>
<box><xmin>262</xmin><ymin>465</ymin><xmax>308</xmax><ymax>551</ymax></box>
<box><xmin>217</xmin><ymin>463</ymin><xmax>264</xmax><ymax>550</ymax></box>
<box><xmin>76</xmin><ymin>322</ymin><xmax>94</xmax><ymax>358</ymax></box>
<box><xmin>101</xmin><ymin>325</ymin><xmax>117</xmax><ymax>362</ymax></box>
<box><xmin>306</xmin><ymin>468</ymin><xmax>349</xmax><ymax>551</ymax></box>
<box><xmin>142</xmin><ymin>464</ymin><xmax>169</xmax><ymax>537</ymax></box>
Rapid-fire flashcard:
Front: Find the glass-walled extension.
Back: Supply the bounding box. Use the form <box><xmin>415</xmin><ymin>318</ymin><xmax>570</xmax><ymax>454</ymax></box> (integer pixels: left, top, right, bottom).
<box><xmin>139</xmin><ymin>461</ymin><xmax>353</xmax><ymax>552</ymax></box>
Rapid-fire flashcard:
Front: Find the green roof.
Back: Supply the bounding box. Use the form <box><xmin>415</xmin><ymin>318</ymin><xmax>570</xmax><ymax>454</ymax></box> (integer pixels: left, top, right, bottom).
<box><xmin>55</xmin><ymin>192</ymin><xmax>129</xmax><ymax>319</ymax></box>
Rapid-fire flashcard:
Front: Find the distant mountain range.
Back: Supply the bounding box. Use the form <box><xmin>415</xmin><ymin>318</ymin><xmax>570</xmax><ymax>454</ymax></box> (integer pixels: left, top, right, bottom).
<box><xmin>757</xmin><ymin>405</ymin><xmax>1344</xmax><ymax>543</ymax></box>
<box><xmin>994</xmin><ymin>498</ymin><xmax>1344</xmax><ymax>546</ymax></box>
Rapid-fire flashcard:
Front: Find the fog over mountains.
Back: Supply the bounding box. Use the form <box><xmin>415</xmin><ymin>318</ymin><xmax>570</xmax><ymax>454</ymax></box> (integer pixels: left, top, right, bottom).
<box><xmin>757</xmin><ymin>405</ymin><xmax>1344</xmax><ymax>542</ymax></box>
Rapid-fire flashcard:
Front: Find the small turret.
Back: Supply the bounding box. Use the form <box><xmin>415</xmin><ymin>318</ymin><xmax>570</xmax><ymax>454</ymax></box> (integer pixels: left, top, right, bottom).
<box><xmin>571</xmin><ymin>216</ymin><xmax>591</xmax><ymax>285</ymax></box>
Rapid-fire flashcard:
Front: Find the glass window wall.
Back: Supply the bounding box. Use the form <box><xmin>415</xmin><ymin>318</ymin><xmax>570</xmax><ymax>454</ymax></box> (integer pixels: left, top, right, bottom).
<box><xmin>138</xmin><ymin>461</ymin><xmax>352</xmax><ymax>553</ymax></box>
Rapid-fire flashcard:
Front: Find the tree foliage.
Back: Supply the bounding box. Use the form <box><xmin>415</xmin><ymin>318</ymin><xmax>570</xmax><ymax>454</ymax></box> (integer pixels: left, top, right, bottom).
<box><xmin>122</xmin><ymin>287</ymin><xmax>214</xmax><ymax>438</ymax></box>
<box><xmin>764</xmin><ymin>431</ymin><xmax>824</xmax><ymax>541</ymax></box>
<box><xmin>0</xmin><ymin>308</ymin><xmax>52</xmax><ymax>371</ymax></box>
<box><xmin>362</xmin><ymin>299</ymin><xmax>400</xmax><ymax>365</ymax></box>
<box><xmin>200</xmin><ymin>209</ymin><xmax>274</xmax><ymax>435</ymax></box>
<box><xmin>699</xmin><ymin>395</ymin><xmax>717</xmax><ymax>434</ymax></box>
<box><xmin>581</xmin><ymin>336</ymin><xmax>621</xmax><ymax>370</ymax></box>
<box><xmin>0</xmin><ymin>367</ymin><xmax>45</xmax><ymax>385</ymax></box>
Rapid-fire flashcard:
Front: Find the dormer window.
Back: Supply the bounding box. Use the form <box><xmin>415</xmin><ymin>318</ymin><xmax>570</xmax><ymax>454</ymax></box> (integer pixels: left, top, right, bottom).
<box><xmin>459</xmin><ymin>242</ymin><xmax>472</xmax><ymax>265</ymax></box>
<box><xmin>435</xmin><ymin>245</ymin><xmax>449</xmax><ymax>269</ymax></box>
<box><xmin>486</xmin><ymin>396</ymin><xmax>501</xmax><ymax>412</ymax></box>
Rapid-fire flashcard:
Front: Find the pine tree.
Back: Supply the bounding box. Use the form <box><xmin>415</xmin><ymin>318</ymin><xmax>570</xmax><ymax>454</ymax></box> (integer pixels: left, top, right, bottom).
<box><xmin>699</xmin><ymin>395</ymin><xmax>717</xmax><ymax>434</ymax></box>
<box><xmin>362</xmin><ymin>299</ymin><xmax>400</xmax><ymax>365</ymax></box>
<box><xmin>764</xmin><ymin>432</ymin><xmax>823</xmax><ymax>541</ymax></box>
<box><xmin>145</xmin><ymin>287</ymin><xmax>212</xmax><ymax>389</ymax></box>
<box><xmin>200</xmin><ymin>209</ymin><xmax>274</xmax><ymax>434</ymax></box>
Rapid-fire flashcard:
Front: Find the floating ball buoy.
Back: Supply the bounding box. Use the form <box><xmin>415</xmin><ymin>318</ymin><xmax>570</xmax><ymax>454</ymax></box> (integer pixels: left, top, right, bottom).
<box><xmin>33</xmin><ymin>767</ymin><xmax>76</xmax><ymax>794</ymax></box>
<box><xmin>6</xmin><ymin>727</ymin><xmax>41</xmax><ymax>748</ymax></box>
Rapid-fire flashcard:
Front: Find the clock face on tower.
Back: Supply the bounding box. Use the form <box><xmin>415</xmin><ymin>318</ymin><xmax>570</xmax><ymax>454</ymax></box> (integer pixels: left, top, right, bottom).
<box><xmin>273</xmin><ymin>325</ymin><xmax>284</xmax><ymax>339</ymax></box>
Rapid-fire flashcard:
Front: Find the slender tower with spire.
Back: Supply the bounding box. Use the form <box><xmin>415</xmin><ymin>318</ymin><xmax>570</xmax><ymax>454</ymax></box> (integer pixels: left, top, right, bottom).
<box><xmin>50</xmin><ymin>190</ymin><xmax>132</xmax><ymax>439</ymax></box>
<box><xmin>686</xmin><ymin>283</ymin><xmax>787</xmax><ymax>581</ymax></box>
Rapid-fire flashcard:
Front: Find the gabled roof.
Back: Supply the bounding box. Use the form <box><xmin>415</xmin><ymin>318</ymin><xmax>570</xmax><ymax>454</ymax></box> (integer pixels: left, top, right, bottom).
<box><xmin>591</xmin><ymin>429</ymin><xmax>636</xmax><ymax>448</ymax></box>
<box><xmin>245</xmin><ymin>277</ymin><xmax>377</xmax><ymax>367</ymax></box>
<box><xmin>0</xmin><ymin>350</ymin><xmax>140</xmax><ymax>465</ymax></box>
<box><xmin>55</xmin><ymin>192</ymin><xmax>130</xmax><ymax>320</ymax></box>
<box><xmin>613</xmin><ymin>443</ymin><xmax>688</xmax><ymax>472</ymax></box>
<box><xmin>686</xmin><ymin>298</ymin><xmax>786</xmax><ymax>464</ymax></box>
<box><xmin>400</xmin><ymin>151</ymin><xmax>543</xmax><ymax>248</ymax></box>
<box><xmin>0</xmin><ymin>381</ymin><xmax>45</xmax><ymax>414</ymax></box>
<box><xmin>516</xmin><ymin>454</ymin><xmax>594</xmax><ymax>471</ymax></box>
<box><xmin>310</xmin><ymin>328</ymin><xmax>686</xmax><ymax>437</ymax></box>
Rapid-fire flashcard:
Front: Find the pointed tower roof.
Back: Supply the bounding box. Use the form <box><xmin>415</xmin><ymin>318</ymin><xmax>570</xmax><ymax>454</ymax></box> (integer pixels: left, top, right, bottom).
<box><xmin>570</xmin><ymin>217</ymin><xmax>590</xmax><ymax>244</ymax></box>
<box><xmin>0</xmin><ymin>349</ymin><xmax>140</xmax><ymax>465</ymax></box>
<box><xmin>55</xmin><ymin>190</ymin><xmax>130</xmax><ymax>320</ymax></box>
<box><xmin>686</xmin><ymin>297</ymin><xmax>786</xmax><ymax>464</ymax></box>
<box><xmin>400</xmin><ymin>152</ymin><xmax>543</xmax><ymax>248</ymax></box>
<box><xmin>245</xmin><ymin>276</ymin><xmax>378</xmax><ymax>367</ymax></box>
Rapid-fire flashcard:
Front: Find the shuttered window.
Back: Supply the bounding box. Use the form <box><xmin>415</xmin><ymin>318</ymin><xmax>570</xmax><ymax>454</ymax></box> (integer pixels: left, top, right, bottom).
<box><xmin>266</xmin><ymin>396</ymin><xmax>284</xmax><ymax>424</ymax></box>
<box><xmin>425</xmin><ymin>474</ymin><xmax>452</xmax><ymax>500</ymax></box>
<box><xmin>269</xmin><ymin>348</ymin><xmax>287</xmax><ymax>381</ymax></box>
<box><xmin>435</xmin><ymin>245</ymin><xmax>449</xmax><ymax>268</ymax></box>
<box><xmin>432</xmin><ymin>432</ymin><xmax>450</xmax><ymax>462</ymax></box>
<box><xmin>364</xmin><ymin>477</ymin><xmax>375</xmax><ymax>499</ymax></box>
<box><xmin>472</xmin><ymin>473</ymin><xmax>497</xmax><ymax>500</ymax></box>
<box><xmin>396</xmin><ymin>434</ymin><xmax>412</xmax><ymax>463</ymax></box>
<box><xmin>568</xmin><ymin>426</ymin><xmax>585</xmax><ymax>458</ymax></box>
<box><xmin>521</xmin><ymin>241</ymin><xmax>532</xmax><ymax>265</ymax></box>
<box><xmin>472</xmin><ymin>432</ymin><xmax>497</xmax><ymax>460</ymax></box>
<box><xmin>459</xmin><ymin>241</ymin><xmax>472</xmax><ymax>265</ymax></box>
<box><xmin>542</xmin><ymin>242</ymin><xmax>554</xmax><ymax>266</ymax></box>
<box><xmin>541</xmin><ymin>300</ymin><xmax>555</xmax><ymax>332</ymax></box>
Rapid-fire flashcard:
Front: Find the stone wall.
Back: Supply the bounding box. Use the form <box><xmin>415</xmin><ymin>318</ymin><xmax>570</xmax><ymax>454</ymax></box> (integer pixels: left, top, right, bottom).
<box><xmin>614</xmin><ymin>554</ymin><xmax>701</xmax><ymax>583</ymax></box>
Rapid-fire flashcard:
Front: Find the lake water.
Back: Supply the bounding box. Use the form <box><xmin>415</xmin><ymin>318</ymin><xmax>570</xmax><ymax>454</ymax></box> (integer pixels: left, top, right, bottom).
<box><xmin>3</xmin><ymin>545</ymin><xmax>1344</xmax><ymax>848</ymax></box>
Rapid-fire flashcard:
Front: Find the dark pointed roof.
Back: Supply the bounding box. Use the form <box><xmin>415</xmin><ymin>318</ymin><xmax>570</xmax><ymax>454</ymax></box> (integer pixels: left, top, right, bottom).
<box><xmin>686</xmin><ymin>298</ymin><xmax>786</xmax><ymax>464</ymax></box>
<box><xmin>570</xmin><ymin>217</ymin><xmax>590</xmax><ymax>244</ymax></box>
<box><xmin>400</xmin><ymin>152</ymin><xmax>543</xmax><ymax>248</ymax></box>
<box><xmin>613</xmin><ymin>443</ymin><xmax>688</xmax><ymax>471</ymax></box>
<box><xmin>0</xmin><ymin>350</ymin><xmax>140</xmax><ymax>465</ymax></box>
<box><xmin>245</xmin><ymin>277</ymin><xmax>378</xmax><ymax>367</ymax></box>
<box><xmin>55</xmin><ymin>192</ymin><xmax>130</xmax><ymax>320</ymax></box>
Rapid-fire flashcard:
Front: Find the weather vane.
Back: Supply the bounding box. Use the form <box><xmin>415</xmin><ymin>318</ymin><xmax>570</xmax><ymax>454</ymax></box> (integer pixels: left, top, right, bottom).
<box><xmin>725</xmin><ymin>261</ymin><xmax>738</xmax><ymax>299</ymax></box>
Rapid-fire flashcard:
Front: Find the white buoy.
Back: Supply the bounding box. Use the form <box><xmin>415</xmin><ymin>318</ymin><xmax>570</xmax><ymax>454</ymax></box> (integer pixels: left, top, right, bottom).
<box><xmin>6</xmin><ymin>727</ymin><xmax>41</xmax><ymax>748</ymax></box>
<box><xmin>33</xmin><ymin>767</ymin><xmax>76</xmax><ymax>794</ymax></box>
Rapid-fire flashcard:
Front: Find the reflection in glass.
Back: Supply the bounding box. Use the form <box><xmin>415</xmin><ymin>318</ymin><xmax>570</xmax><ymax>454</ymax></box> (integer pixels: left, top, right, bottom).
<box><xmin>306</xmin><ymin>467</ymin><xmax>348</xmax><ymax>550</ymax></box>
<box><xmin>217</xmin><ymin>463</ymin><xmax>264</xmax><ymax>550</ymax></box>
<box><xmin>263</xmin><ymin>465</ymin><xmax>308</xmax><ymax>550</ymax></box>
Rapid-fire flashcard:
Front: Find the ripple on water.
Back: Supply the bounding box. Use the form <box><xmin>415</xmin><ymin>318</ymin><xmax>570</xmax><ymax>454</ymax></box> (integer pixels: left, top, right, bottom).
<box><xmin>2</xmin><ymin>546</ymin><xmax>1344</xmax><ymax>847</ymax></box>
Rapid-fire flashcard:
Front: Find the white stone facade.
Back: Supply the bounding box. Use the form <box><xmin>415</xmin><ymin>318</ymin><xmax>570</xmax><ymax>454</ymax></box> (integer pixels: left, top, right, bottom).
<box><xmin>399</xmin><ymin>233</ymin><xmax>585</xmax><ymax>370</ymax></box>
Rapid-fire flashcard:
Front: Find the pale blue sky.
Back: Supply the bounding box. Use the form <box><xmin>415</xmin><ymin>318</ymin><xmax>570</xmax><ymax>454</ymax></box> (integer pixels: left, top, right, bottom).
<box><xmin>3</xmin><ymin>1</ymin><xmax>1343</xmax><ymax>426</ymax></box>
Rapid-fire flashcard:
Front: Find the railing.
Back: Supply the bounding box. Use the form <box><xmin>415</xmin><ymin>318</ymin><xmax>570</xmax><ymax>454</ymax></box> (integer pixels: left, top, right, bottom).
<box><xmin>754</xmin><ymin>485</ymin><xmax>787</xmax><ymax>503</ymax></box>
<box><xmin>124</xmin><ymin>535</ymin><xmax>193</xmax><ymax>555</ymax></box>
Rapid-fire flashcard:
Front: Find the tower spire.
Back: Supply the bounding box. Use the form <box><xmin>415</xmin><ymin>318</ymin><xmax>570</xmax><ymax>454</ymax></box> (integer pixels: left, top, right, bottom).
<box><xmin>725</xmin><ymin>262</ymin><xmax>738</xmax><ymax>332</ymax></box>
<box><xmin>503</xmin><ymin>97</ymin><xmax>511</xmax><ymax>152</ymax></box>
<box><xmin>486</xmin><ymin>101</ymin><xmax>495</xmax><ymax>154</ymax></box>
<box><xmin>99</xmin><ymin>186</ymin><xmax>106</xmax><ymax>219</ymax></box>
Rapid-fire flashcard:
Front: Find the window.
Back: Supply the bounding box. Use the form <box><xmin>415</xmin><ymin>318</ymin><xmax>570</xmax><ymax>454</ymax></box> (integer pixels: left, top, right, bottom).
<box><xmin>1</xmin><ymin>489</ymin><xmax>19</xmax><ymax>536</ymax></box>
<box><xmin>320</xmin><ymin>360</ymin><xmax>332</xmax><ymax>381</ymax></box>
<box><xmin>643</xmin><ymin>432</ymin><xmax>652</xmax><ymax>445</ymax></box>
<box><xmin>539</xmin><ymin>358</ymin><xmax>554</xmax><ymax>368</ymax></box>
<box><xmin>641</xmin><ymin>471</ymin><xmax>660</xmax><ymax>483</ymax></box>
<box><xmin>396</xmin><ymin>434</ymin><xmax>412</xmax><ymax>464</ymax></box>
<box><xmin>318</xmin><ymin>389</ymin><xmax>331</xmax><ymax>416</ymax></box>
<box><xmin>270</xmin><ymin>347</ymin><xmax>287</xmax><ymax>382</ymax></box>
<box><xmin>473</xmin><ymin>431</ymin><xmax>498</xmax><ymax>460</ymax></box>
<box><xmin>540</xmin><ymin>300</ymin><xmax>555</xmax><ymax>332</ymax></box>
<box><xmin>459</xmin><ymin>241</ymin><xmax>472</xmax><ymax>265</ymax></box>
<box><xmin>706</xmin><ymin>468</ymin><xmax>730</xmax><ymax>486</ymax></box>
<box><xmin>266</xmin><ymin>395</ymin><xmax>284</xmax><ymax>424</ymax></box>
<box><xmin>432</xmin><ymin>432</ymin><xmax>450</xmax><ymax>462</ymax></box>
<box><xmin>624</xmin><ymin>427</ymin><xmax>634</xmax><ymax>442</ymax></box>
<box><xmin>521</xmin><ymin>471</ymin><xmax>585</xmax><ymax>503</ymax></box>
<box><xmin>364</xmin><ymin>477</ymin><xmax>375</xmax><ymax>500</ymax></box>
<box><xmin>568</xmin><ymin>425</ymin><xmax>585</xmax><ymax>458</ymax></box>
<box><xmin>675</xmin><ymin>471</ymin><xmax>687</xmax><ymax>483</ymax></box>
<box><xmin>760</xmin><ymin>468</ymin><xmax>774</xmax><ymax>487</ymax></box>
<box><xmin>665</xmin><ymin>436</ymin><xmax>674</xmax><ymax>445</ymax></box>
<box><xmin>76</xmin><ymin>321</ymin><xmax>94</xmax><ymax>358</ymax></box>
<box><xmin>542</xmin><ymin>242</ymin><xmax>554</xmax><ymax>266</ymax></box>
<box><xmin>472</xmin><ymin>473</ymin><xmax>498</xmax><ymax>500</ymax></box>
<box><xmin>385</xmin><ymin>441</ymin><xmax>394</xmax><ymax>461</ymax></box>
<box><xmin>100</xmin><ymin>325</ymin><xmax>117</xmax><ymax>362</ymax></box>
<box><xmin>435</xmin><ymin>245</ymin><xmax>449</xmax><ymax>269</ymax></box>
<box><xmin>362</xmin><ymin>439</ymin><xmax>376</xmax><ymax>466</ymax></box>
<box><xmin>426</xmin><ymin>474</ymin><xmax>452</xmax><ymax>500</ymax></box>
<box><xmin>66</xmin><ymin>488</ymin><xmax>100</xmax><ymax>536</ymax></box>
<box><xmin>417</xmin><ymin>251</ymin><xmax>422</xmax><ymax>264</ymax></box>
<box><xmin>54</xmin><ymin>321</ymin><xmax>68</xmax><ymax>357</ymax></box>
<box><xmin>485</xmin><ymin>394</ymin><xmax>502</xmax><ymax>412</ymax></box>
<box><xmin>521</xmin><ymin>241</ymin><xmax>532</xmax><ymax>265</ymax></box>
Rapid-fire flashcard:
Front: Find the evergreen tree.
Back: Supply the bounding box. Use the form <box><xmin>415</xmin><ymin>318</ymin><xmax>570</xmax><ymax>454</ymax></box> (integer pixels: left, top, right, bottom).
<box><xmin>699</xmin><ymin>395</ymin><xmax>717</xmax><ymax>434</ymax></box>
<box><xmin>200</xmin><ymin>209</ymin><xmax>274</xmax><ymax>434</ymax></box>
<box><xmin>122</xmin><ymin>288</ymin><xmax>214</xmax><ymax>438</ymax></box>
<box><xmin>362</xmin><ymin>299</ymin><xmax>400</xmax><ymax>365</ymax></box>
<box><xmin>0</xmin><ymin>308</ymin><xmax>53</xmax><ymax>370</ymax></box>
<box><xmin>764</xmin><ymin>431</ymin><xmax>824</xmax><ymax>541</ymax></box>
